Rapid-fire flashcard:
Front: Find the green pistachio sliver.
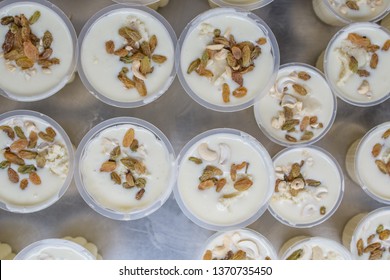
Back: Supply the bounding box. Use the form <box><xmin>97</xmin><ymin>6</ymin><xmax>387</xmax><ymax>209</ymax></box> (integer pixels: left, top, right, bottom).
<box><xmin>29</xmin><ymin>11</ymin><xmax>41</xmax><ymax>25</ymax></box>
<box><xmin>17</xmin><ymin>164</ymin><xmax>37</xmax><ymax>174</ymax></box>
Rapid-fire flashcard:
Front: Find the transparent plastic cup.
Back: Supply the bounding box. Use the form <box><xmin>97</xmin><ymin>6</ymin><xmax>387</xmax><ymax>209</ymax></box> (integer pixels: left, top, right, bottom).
<box><xmin>174</xmin><ymin>128</ymin><xmax>275</xmax><ymax>231</ymax></box>
<box><xmin>176</xmin><ymin>8</ymin><xmax>280</xmax><ymax>112</ymax></box>
<box><xmin>199</xmin><ymin>228</ymin><xmax>278</xmax><ymax>260</ymax></box>
<box><xmin>343</xmin><ymin>207</ymin><xmax>390</xmax><ymax>260</ymax></box>
<box><xmin>0</xmin><ymin>0</ymin><xmax>78</xmax><ymax>102</ymax></box>
<box><xmin>14</xmin><ymin>239</ymin><xmax>95</xmax><ymax>260</ymax></box>
<box><xmin>345</xmin><ymin>122</ymin><xmax>390</xmax><ymax>204</ymax></box>
<box><xmin>323</xmin><ymin>22</ymin><xmax>390</xmax><ymax>107</ymax></box>
<box><xmin>312</xmin><ymin>0</ymin><xmax>390</xmax><ymax>26</ymax></box>
<box><xmin>254</xmin><ymin>63</ymin><xmax>337</xmax><ymax>147</ymax></box>
<box><xmin>112</xmin><ymin>0</ymin><xmax>170</xmax><ymax>10</ymax></box>
<box><xmin>280</xmin><ymin>236</ymin><xmax>352</xmax><ymax>260</ymax></box>
<box><xmin>74</xmin><ymin>117</ymin><xmax>176</xmax><ymax>221</ymax></box>
<box><xmin>208</xmin><ymin>0</ymin><xmax>274</xmax><ymax>11</ymax></box>
<box><xmin>0</xmin><ymin>110</ymin><xmax>74</xmax><ymax>213</ymax></box>
<box><xmin>77</xmin><ymin>4</ymin><xmax>176</xmax><ymax>108</ymax></box>
<box><xmin>269</xmin><ymin>145</ymin><xmax>344</xmax><ymax>228</ymax></box>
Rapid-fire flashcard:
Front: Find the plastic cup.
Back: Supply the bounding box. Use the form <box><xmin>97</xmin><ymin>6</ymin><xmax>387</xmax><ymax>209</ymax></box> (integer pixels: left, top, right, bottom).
<box><xmin>77</xmin><ymin>4</ymin><xmax>176</xmax><ymax>108</ymax></box>
<box><xmin>0</xmin><ymin>110</ymin><xmax>74</xmax><ymax>213</ymax></box>
<box><xmin>0</xmin><ymin>0</ymin><xmax>78</xmax><ymax>102</ymax></box>
<box><xmin>208</xmin><ymin>0</ymin><xmax>274</xmax><ymax>11</ymax></box>
<box><xmin>254</xmin><ymin>62</ymin><xmax>337</xmax><ymax>147</ymax></box>
<box><xmin>112</xmin><ymin>0</ymin><xmax>170</xmax><ymax>10</ymax></box>
<box><xmin>74</xmin><ymin>117</ymin><xmax>176</xmax><ymax>221</ymax></box>
<box><xmin>269</xmin><ymin>145</ymin><xmax>344</xmax><ymax>228</ymax></box>
<box><xmin>174</xmin><ymin>128</ymin><xmax>275</xmax><ymax>231</ymax></box>
<box><xmin>176</xmin><ymin>8</ymin><xmax>280</xmax><ymax>112</ymax></box>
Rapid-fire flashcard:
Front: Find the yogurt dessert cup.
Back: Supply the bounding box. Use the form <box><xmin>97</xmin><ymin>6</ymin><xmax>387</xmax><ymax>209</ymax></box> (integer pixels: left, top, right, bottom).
<box><xmin>0</xmin><ymin>242</ymin><xmax>15</xmax><ymax>260</ymax></box>
<box><xmin>280</xmin><ymin>236</ymin><xmax>352</xmax><ymax>260</ymax></box>
<box><xmin>0</xmin><ymin>0</ymin><xmax>78</xmax><ymax>102</ymax></box>
<box><xmin>208</xmin><ymin>0</ymin><xmax>274</xmax><ymax>10</ymax></box>
<box><xmin>0</xmin><ymin>110</ymin><xmax>74</xmax><ymax>213</ymax></box>
<box><xmin>14</xmin><ymin>239</ymin><xmax>95</xmax><ymax>260</ymax></box>
<box><xmin>343</xmin><ymin>207</ymin><xmax>390</xmax><ymax>260</ymax></box>
<box><xmin>174</xmin><ymin>128</ymin><xmax>275</xmax><ymax>231</ymax></box>
<box><xmin>112</xmin><ymin>0</ymin><xmax>170</xmax><ymax>10</ymax></box>
<box><xmin>78</xmin><ymin>4</ymin><xmax>176</xmax><ymax>108</ymax></box>
<box><xmin>254</xmin><ymin>63</ymin><xmax>337</xmax><ymax>147</ymax></box>
<box><xmin>313</xmin><ymin>0</ymin><xmax>390</xmax><ymax>26</ymax></box>
<box><xmin>176</xmin><ymin>8</ymin><xmax>279</xmax><ymax>112</ymax></box>
<box><xmin>63</xmin><ymin>236</ymin><xmax>102</xmax><ymax>260</ymax></box>
<box><xmin>75</xmin><ymin>117</ymin><xmax>176</xmax><ymax>220</ymax></box>
<box><xmin>269</xmin><ymin>146</ymin><xmax>344</xmax><ymax>228</ymax></box>
<box><xmin>324</xmin><ymin>22</ymin><xmax>390</xmax><ymax>106</ymax></box>
<box><xmin>201</xmin><ymin>228</ymin><xmax>277</xmax><ymax>260</ymax></box>
<box><xmin>346</xmin><ymin>122</ymin><xmax>390</xmax><ymax>204</ymax></box>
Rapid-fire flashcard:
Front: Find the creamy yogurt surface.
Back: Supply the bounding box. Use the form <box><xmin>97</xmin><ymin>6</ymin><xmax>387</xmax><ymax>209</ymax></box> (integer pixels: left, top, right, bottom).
<box><xmin>80</xmin><ymin>8</ymin><xmax>174</xmax><ymax>104</ymax></box>
<box><xmin>270</xmin><ymin>147</ymin><xmax>343</xmax><ymax>226</ymax></box>
<box><xmin>0</xmin><ymin>2</ymin><xmax>74</xmax><ymax>98</ymax></box>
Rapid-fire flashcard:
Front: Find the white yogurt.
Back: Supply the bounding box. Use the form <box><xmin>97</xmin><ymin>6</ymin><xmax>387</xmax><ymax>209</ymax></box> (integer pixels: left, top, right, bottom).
<box><xmin>0</xmin><ymin>114</ymin><xmax>70</xmax><ymax>212</ymax></box>
<box><xmin>0</xmin><ymin>1</ymin><xmax>75</xmax><ymax>101</ymax></box>
<box><xmin>324</xmin><ymin>22</ymin><xmax>390</xmax><ymax>106</ymax></box>
<box><xmin>80</xmin><ymin>6</ymin><xmax>175</xmax><ymax>106</ymax></box>
<box><xmin>269</xmin><ymin>146</ymin><xmax>344</xmax><ymax>227</ymax></box>
<box><xmin>208</xmin><ymin>0</ymin><xmax>274</xmax><ymax>10</ymax></box>
<box><xmin>78</xmin><ymin>122</ymin><xmax>174</xmax><ymax>218</ymax></box>
<box><xmin>350</xmin><ymin>207</ymin><xmax>390</xmax><ymax>260</ymax></box>
<box><xmin>175</xmin><ymin>129</ymin><xmax>274</xmax><ymax>230</ymax></box>
<box><xmin>281</xmin><ymin>236</ymin><xmax>351</xmax><ymax>260</ymax></box>
<box><xmin>255</xmin><ymin>63</ymin><xmax>336</xmax><ymax>146</ymax></box>
<box><xmin>178</xmin><ymin>8</ymin><xmax>278</xmax><ymax>111</ymax></box>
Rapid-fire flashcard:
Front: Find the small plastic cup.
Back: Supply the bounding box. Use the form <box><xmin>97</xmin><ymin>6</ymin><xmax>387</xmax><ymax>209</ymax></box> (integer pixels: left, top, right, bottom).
<box><xmin>199</xmin><ymin>228</ymin><xmax>278</xmax><ymax>260</ymax></box>
<box><xmin>208</xmin><ymin>0</ymin><xmax>274</xmax><ymax>11</ymax></box>
<box><xmin>312</xmin><ymin>0</ymin><xmax>390</xmax><ymax>26</ymax></box>
<box><xmin>176</xmin><ymin>8</ymin><xmax>280</xmax><ymax>112</ymax></box>
<box><xmin>269</xmin><ymin>145</ymin><xmax>344</xmax><ymax>228</ymax></box>
<box><xmin>113</xmin><ymin>0</ymin><xmax>170</xmax><ymax>10</ymax></box>
<box><xmin>254</xmin><ymin>63</ymin><xmax>337</xmax><ymax>147</ymax></box>
<box><xmin>14</xmin><ymin>239</ymin><xmax>95</xmax><ymax>260</ymax></box>
<box><xmin>0</xmin><ymin>0</ymin><xmax>78</xmax><ymax>102</ymax></box>
<box><xmin>280</xmin><ymin>236</ymin><xmax>352</xmax><ymax>260</ymax></box>
<box><xmin>323</xmin><ymin>22</ymin><xmax>390</xmax><ymax>107</ymax></box>
<box><xmin>0</xmin><ymin>242</ymin><xmax>15</xmax><ymax>260</ymax></box>
<box><xmin>174</xmin><ymin>128</ymin><xmax>275</xmax><ymax>231</ymax></box>
<box><xmin>0</xmin><ymin>110</ymin><xmax>74</xmax><ymax>213</ymax></box>
<box><xmin>77</xmin><ymin>4</ymin><xmax>176</xmax><ymax>108</ymax></box>
<box><xmin>343</xmin><ymin>207</ymin><xmax>390</xmax><ymax>260</ymax></box>
<box><xmin>75</xmin><ymin>117</ymin><xmax>176</xmax><ymax>221</ymax></box>
<box><xmin>345</xmin><ymin>122</ymin><xmax>390</xmax><ymax>204</ymax></box>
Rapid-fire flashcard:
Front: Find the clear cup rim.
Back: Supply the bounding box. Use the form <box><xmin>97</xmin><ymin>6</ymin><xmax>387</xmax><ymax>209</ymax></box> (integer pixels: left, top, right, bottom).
<box><xmin>77</xmin><ymin>3</ymin><xmax>177</xmax><ymax>108</ymax></box>
<box><xmin>268</xmin><ymin>145</ymin><xmax>345</xmax><ymax>228</ymax></box>
<box><xmin>254</xmin><ymin>62</ymin><xmax>338</xmax><ymax>147</ymax></box>
<box><xmin>0</xmin><ymin>0</ymin><xmax>79</xmax><ymax>102</ymax></box>
<box><xmin>14</xmin><ymin>238</ymin><xmax>95</xmax><ymax>260</ymax></box>
<box><xmin>355</xmin><ymin>121</ymin><xmax>390</xmax><ymax>205</ymax></box>
<box><xmin>74</xmin><ymin>117</ymin><xmax>176</xmax><ymax>221</ymax></box>
<box><xmin>175</xmin><ymin>7</ymin><xmax>280</xmax><ymax>113</ymax></box>
<box><xmin>112</xmin><ymin>0</ymin><xmax>160</xmax><ymax>5</ymax></box>
<box><xmin>281</xmin><ymin>236</ymin><xmax>352</xmax><ymax>260</ymax></box>
<box><xmin>209</xmin><ymin>0</ymin><xmax>274</xmax><ymax>11</ymax></box>
<box><xmin>198</xmin><ymin>227</ymin><xmax>278</xmax><ymax>259</ymax></box>
<box><xmin>0</xmin><ymin>109</ymin><xmax>75</xmax><ymax>213</ymax></box>
<box><xmin>323</xmin><ymin>22</ymin><xmax>390</xmax><ymax>107</ymax></box>
<box><xmin>173</xmin><ymin>128</ymin><xmax>275</xmax><ymax>231</ymax></box>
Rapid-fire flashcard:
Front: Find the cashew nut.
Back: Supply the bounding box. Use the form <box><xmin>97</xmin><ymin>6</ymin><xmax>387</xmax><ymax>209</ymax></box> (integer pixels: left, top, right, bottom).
<box><xmin>314</xmin><ymin>187</ymin><xmax>328</xmax><ymax>200</ymax></box>
<box><xmin>281</xmin><ymin>94</ymin><xmax>299</xmax><ymax>109</ymax></box>
<box><xmin>301</xmin><ymin>204</ymin><xmax>318</xmax><ymax>217</ymax></box>
<box><xmin>131</xmin><ymin>60</ymin><xmax>146</xmax><ymax>81</ymax></box>
<box><xmin>206</xmin><ymin>44</ymin><xmax>225</xmax><ymax>51</ymax></box>
<box><xmin>312</xmin><ymin>246</ymin><xmax>324</xmax><ymax>260</ymax></box>
<box><xmin>237</xmin><ymin>240</ymin><xmax>260</xmax><ymax>259</ymax></box>
<box><xmin>219</xmin><ymin>143</ymin><xmax>231</xmax><ymax>165</ymax></box>
<box><xmin>214</xmin><ymin>49</ymin><xmax>228</xmax><ymax>61</ymax></box>
<box><xmin>197</xmin><ymin>143</ymin><xmax>218</xmax><ymax>162</ymax></box>
<box><xmin>357</xmin><ymin>80</ymin><xmax>371</xmax><ymax>96</ymax></box>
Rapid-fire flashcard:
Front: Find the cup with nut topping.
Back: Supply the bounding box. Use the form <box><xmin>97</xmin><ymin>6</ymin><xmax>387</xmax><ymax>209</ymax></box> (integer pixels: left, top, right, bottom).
<box><xmin>343</xmin><ymin>207</ymin><xmax>390</xmax><ymax>260</ymax></box>
<box><xmin>323</xmin><ymin>22</ymin><xmax>390</xmax><ymax>106</ymax></box>
<box><xmin>200</xmin><ymin>228</ymin><xmax>277</xmax><ymax>260</ymax></box>
<box><xmin>0</xmin><ymin>0</ymin><xmax>78</xmax><ymax>102</ymax></box>
<box><xmin>174</xmin><ymin>128</ymin><xmax>274</xmax><ymax>231</ymax></box>
<box><xmin>112</xmin><ymin>0</ymin><xmax>170</xmax><ymax>10</ymax></box>
<box><xmin>346</xmin><ymin>122</ymin><xmax>390</xmax><ymax>204</ymax></box>
<box><xmin>269</xmin><ymin>146</ymin><xmax>344</xmax><ymax>228</ymax></box>
<box><xmin>78</xmin><ymin>4</ymin><xmax>176</xmax><ymax>108</ymax></box>
<box><xmin>313</xmin><ymin>0</ymin><xmax>390</xmax><ymax>26</ymax></box>
<box><xmin>0</xmin><ymin>241</ymin><xmax>15</xmax><ymax>260</ymax></box>
<box><xmin>0</xmin><ymin>110</ymin><xmax>74</xmax><ymax>213</ymax></box>
<box><xmin>254</xmin><ymin>63</ymin><xmax>337</xmax><ymax>146</ymax></box>
<box><xmin>75</xmin><ymin>117</ymin><xmax>176</xmax><ymax>220</ymax></box>
<box><xmin>280</xmin><ymin>236</ymin><xmax>351</xmax><ymax>260</ymax></box>
<box><xmin>207</xmin><ymin>0</ymin><xmax>274</xmax><ymax>10</ymax></box>
<box><xmin>176</xmin><ymin>8</ymin><xmax>279</xmax><ymax>112</ymax></box>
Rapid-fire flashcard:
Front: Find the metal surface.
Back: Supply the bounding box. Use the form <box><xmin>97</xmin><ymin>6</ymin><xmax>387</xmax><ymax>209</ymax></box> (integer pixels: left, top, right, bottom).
<box><xmin>0</xmin><ymin>0</ymin><xmax>389</xmax><ymax>260</ymax></box>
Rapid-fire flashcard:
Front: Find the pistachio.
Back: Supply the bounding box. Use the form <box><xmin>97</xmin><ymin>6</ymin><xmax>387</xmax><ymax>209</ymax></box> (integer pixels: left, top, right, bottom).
<box><xmin>231</xmin><ymin>72</ymin><xmax>243</xmax><ymax>87</ymax></box>
<box><xmin>151</xmin><ymin>54</ymin><xmax>167</xmax><ymax>64</ymax></box>
<box><xmin>10</xmin><ymin>139</ymin><xmax>28</xmax><ymax>153</ymax></box>
<box><xmin>310</xmin><ymin>116</ymin><xmax>318</xmax><ymax>125</ymax></box>
<box><xmin>298</xmin><ymin>71</ymin><xmax>311</xmax><ymax>81</ymax></box>
<box><xmin>346</xmin><ymin>1</ymin><xmax>359</xmax><ymax>10</ymax></box>
<box><xmin>382</xmin><ymin>129</ymin><xmax>390</xmax><ymax>139</ymax></box>
<box><xmin>198</xmin><ymin>179</ymin><xmax>215</xmax><ymax>190</ymax></box>
<box><xmin>203</xmin><ymin>250</ymin><xmax>212</xmax><ymax>260</ymax></box>
<box><xmin>290</xmin><ymin>163</ymin><xmax>301</xmax><ymax>179</ymax></box>
<box><xmin>42</xmin><ymin>31</ymin><xmax>53</xmax><ymax>49</ymax></box>
<box><xmin>105</xmin><ymin>40</ymin><xmax>115</xmax><ymax>54</ymax></box>
<box><xmin>222</xmin><ymin>192</ymin><xmax>240</xmax><ymax>199</ymax></box>
<box><xmin>320</xmin><ymin>206</ymin><xmax>326</xmax><ymax>215</ymax></box>
<box><xmin>123</xmin><ymin>128</ymin><xmax>135</xmax><ymax>148</ymax></box>
<box><xmin>347</xmin><ymin>33</ymin><xmax>371</xmax><ymax>48</ymax></box>
<box><xmin>29</xmin><ymin>172</ymin><xmax>41</xmax><ymax>185</ymax></box>
<box><xmin>135</xmin><ymin>188</ymin><xmax>145</xmax><ymax>200</ymax></box>
<box><xmin>375</xmin><ymin>160</ymin><xmax>387</xmax><ymax>174</ymax></box>
<box><xmin>120</xmin><ymin>53</ymin><xmax>144</xmax><ymax>64</ymax></box>
<box><xmin>213</xmin><ymin>29</ymin><xmax>221</xmax><ymax>37</ymax></box>
<box><xmin>23</xmin><ymin>41</ymin><xmax>39</xmax><ymax>62</ymax></box>
<box><xmin>100</xmin><ymin>161</ymin><xmax>116</xmax><ymax>172</ymax></box>
<box><xmin>300</xmin><ymin>116</ymin><xmax>310</xmax><ymax>132</ymax></box>
<box><xmin>282</xmin><ymin>119</ymin><xmax>299</xmax><ymax>131</ymax></box>
<box><xmin>110</xmin><ymin>146</ymin><xmax>121</xmax><ymax>161</ymax></box>
<box><xmin>231</xmin><ymin>46</ymin><xmax>242</xmax><ymax>60</ymax></box>
<box><xmin>306</xmin><ymin>179</ymin><xmax>321</xmax><ymax>187</ymax></box>
<box><xmin>367</xmin><ymin>44</ymin><xmax>380</xmax><ymax>53</ymax></box>
<box><xmin>372</xmin><ymin>143</ymin><xmax>382</xmax><ymax>157</ymax></box>
<box><xmin>18</xmin><ymin>150</ymin><xmax>38</xmax><ymax>159</ymax></box>
<box><xmin>188</xmin><ymin>157</ymin><xmax>202</xmax><ymax>165</ymax></box>
<box><xmin>0</xmin><ymin>125</ymin><xmax>15</xmax><ymax>140</ymax></box>
<box><xmin>213</xmin><ymin>36</ymin><xmax>230</xmax><ymax>47</ymax></box>
<box><xmin>222</xmin><ymin>83</ymin><xmax>230</xmax><ymax>103</ymax></box>
<box><xmin>370</xmin><ymin>53</ymin><xmax>378</xmax><ymax>69</ymax></box>
<box><xmin>118</xmin><ymin>27</ymin><xmax>141</xmax><ymax>42</ymax></box>
<box><xmin>357</xmin><ymin>238</ymin><xmax>364</xmax><ymax>256</ymax></box>
<box><xmin>45</xmin><ymin>127</ymin><xmax>56</xmax><ymax>138</ymax></box>
<box><xmin>367</xmin><ymin>234</ymin><xmax>375</xmax><ymax>244</ymax></box>
<box><xmin>14</xmin><ymin>126</ymin><xmax>26</xmax><ymax>139</ymax></box>
<box><xmin>382</xmin><ymin>40</ymin><xmax>390</xmax><ymax>51</ymax></box>
<box><xmin>140</xmin><ymin>56</ymin><xmax>152</xmax><ymax>75</ymax></box>
<box><xmin>369</xmin><ymin>249</ymin><xmax>383</xmax><ymax>260</ymax></box>
<box><xmin>134</xmin><ymin>76</ymin><xmax>147</xmax><ymax>97</ymax></box>
<box><xmin>215</xmin><ymin>178</ymin><xmax>227</xmax><ymax>192</ymax></box>
<box><xmin>4</xmin><ymin>151</ymin><xmax>25</xmax><ymax>165</ymax></box>
<box><xmin>232</xmin><ymin>250</ymin><xmax>246</xmax><ymax>260</ymax></box>
<box><xmin>379</xmin><ymin>229</ymin><xmax>390</xmax><ymax>240</ymax></box>
<box><xmin>149</xmin><ymin>35</ymin><xmax>157</xmax><ymax>53</ymax></box>
<box><xmin>364</xmin><ymin>242</ymin><xmax>381</xmax><ymax>253</ymax></box>
<box><xmin>292</xmin><ymin>84</ymin><xmax>307</xmax><ymax>96</ymax></box>
<box><xmin>232</xmin><ymin>87</ymin><xmax>247</xmax><ymax>98</ymax></box>
<box><xmin>1</xmin><ymin>16</ymin><xmax>14</xmax><ymax>25</ymax></box>
<box><xmin>286</xmin><ymin>249</ymin><xmax>302</xmax><ymax>260</ymax></box>
<box><xmin>2</xmin><ymin>31</ymin><xmax>14</xmax><ymax>53</ymax></box>
<box><xmin>0</xmin><ymin>160</ymin><xmax>10</xmax><ymax>169</ymax></box>
<box><xmin>35</xmin><ymin>154</ymin><xmax>46</xmax><ymax>168</ymax></box>
<box><xmin>223</xmin><ymin>251</ymin><xmax>234</xmax><ymax>260</ymax></box>
<box><xmin>7</xmin><ymin>168</ymin><xmax>19</xmax><ymax>183</ymax></box>
<box><xmin>118</xmin><ymin>67</ymin><xmax>135</xmax><ymax>89</ymax></box>
<box><xmin>113</xmin><ymin>48</ymin><xmax>128</xmax><ymax>57</ymax></box>
<box><xmin>256</xmin><ymin>37</ymin><xmax>267</xmax><ymax>45</ymax></box>
<box><xmin>130</xmin><ymin>139</ymin><xmax>139</xmax><ymax>152</ymax></box>
<box><xmin>301</xmin><ymin>131</ymin><xmax>314</xmax><ymax>141</ymax></box>
<box><xmin>187</xmin><ymin>58</ymin><xmax>200</xmax><ymax>74</ymax></box>
<box><xmin>240</xmin><ymin>65</ymin><xmax>254</xmax><ymax>74</ymax></box>
<box><xmin>226</xmin><ymin>52</ymin><xmax>237</xmax><ymax>68</ymax></box>
<box><xmin>241</xmin><ymin>45</ymin><xmax>251</xmax><ymax>67</ymax></box>
<box><xmin>285</xmin><ymin>135</ymin><xmax>297</xmax><ymax>143</ymax></box>
<box><xmin>135</xmin><ymin>178</ymin><xmax>147</xmax><ymax>188</ymax></box>
<box><xmin>357</xmin><ymin>69</ymin><xmax>370</xmax><ymax>77</ymax></box>
<box><xmin>20</xmin><ymin>178</ymin><xmax>28</xmax><ymax>190</ymax></box>
<box><xmin>126</xmin><ymin>172</ymin><xmax>135</xmax><ymax>187</ymax></box>
<box><xmin>39</xmin><ymin>48</ymin><xmax>53</xmax><ymax>60</ymax></box>
<box><xmin>122</xmin><ymin>182</ymin><xmax>134</xmax><ymax>189</ymax></box>
<box><xmin>111</xmin><ymin>172</ymin><xmax>121</xmax><ymax>185</ymax></box>
<box><xmin>38</xmin><ymin>132</ymin><xmax>54</xmax><ymax>142</ymax></box>
<box><xmin>18</xmin><ymin>164</ymin><xmax>36</xmax><ymax>174</ymax></box>
<box><xmin>251</xmin><ymin>46</ymin><xmax>261</xmax><ymax>61</ymax></box>
<box><xmin>234</xmin><ymin>177</ymin><xmax>253</xmax><ymax>191</ymax></box>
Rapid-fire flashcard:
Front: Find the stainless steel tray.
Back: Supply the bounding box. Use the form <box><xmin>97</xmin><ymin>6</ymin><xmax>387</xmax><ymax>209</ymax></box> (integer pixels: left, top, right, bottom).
<box><xmin>0</xmin><ymin>0</ymin><xmax>389</xmax><ymax>260</ymax></box>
